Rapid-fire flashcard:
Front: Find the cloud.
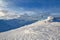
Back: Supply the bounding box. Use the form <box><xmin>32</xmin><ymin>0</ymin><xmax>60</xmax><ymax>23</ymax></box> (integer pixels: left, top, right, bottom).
<box><xmin>0</xmin><ymin>10</ymin><xmax>21</xmax><ymax>20</ymax></box>
<box><xmin>0</xmin><ymin>0</ymin><xmax>60</xmax><ymax>18</ymax></box>
<box><xmin>0</xmin><ymin>11</ymin><xmax>5</xmax><ymax>17</ymax></box>
<box><xmin>0</xmin><ymin>0</ymin><xmax>8</xmax><ymax>7</ymax></box>
<box><xmin>0</xmin><ymin>0</ymin><xmax>8</xmax><ymax>11</ymax></box>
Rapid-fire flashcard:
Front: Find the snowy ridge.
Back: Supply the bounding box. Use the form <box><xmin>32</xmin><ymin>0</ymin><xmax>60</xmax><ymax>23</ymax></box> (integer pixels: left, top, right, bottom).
<box><xmin>0</xmin><ymin>16</ymin><xmax>60</xmax><ymax>40</ymax></box>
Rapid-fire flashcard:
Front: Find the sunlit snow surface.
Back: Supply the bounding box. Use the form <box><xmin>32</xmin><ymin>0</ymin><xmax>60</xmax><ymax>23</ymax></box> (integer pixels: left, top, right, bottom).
<box><xmin>0</xmin><ymin>17</ymin><xmax>60</xmax><ymax>40</ymax></box>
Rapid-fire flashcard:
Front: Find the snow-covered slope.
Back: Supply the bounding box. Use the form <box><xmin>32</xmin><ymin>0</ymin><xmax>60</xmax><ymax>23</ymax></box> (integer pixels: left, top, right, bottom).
<box><xmin>0</xmin><ymin>10</ymin><xmax>39</xmax><ymax>32</ymax></box>
<box><xmin>0</xmin><ymin>13</ymin><xmax>38</xmax><ymax>32</ymax></box>
<box><xmin>0</xmin><ymin>16</ymin><xmax>60</xmax><ymax>40</ymax></box>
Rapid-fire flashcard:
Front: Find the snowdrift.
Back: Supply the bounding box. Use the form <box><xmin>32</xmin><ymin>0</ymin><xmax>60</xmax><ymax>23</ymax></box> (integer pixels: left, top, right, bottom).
<box><xmin>0</xmin><ymin>16</ymin><xmax>60</xmax><ymax>40</ymax></box>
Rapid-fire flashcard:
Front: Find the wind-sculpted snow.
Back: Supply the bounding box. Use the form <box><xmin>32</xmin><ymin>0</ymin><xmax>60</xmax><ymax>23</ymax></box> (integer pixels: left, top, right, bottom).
<box><xmin>0</xmin><ymin>17</ymin><xmax>60</xmax><ymax>40</ymax></box>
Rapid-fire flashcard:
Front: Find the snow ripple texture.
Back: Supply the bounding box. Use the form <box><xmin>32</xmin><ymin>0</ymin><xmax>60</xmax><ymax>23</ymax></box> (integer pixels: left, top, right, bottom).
<box><xmin>0</xmin><ymin>17</ymin><xmax>60</xmax><ymax>40</ymax></box>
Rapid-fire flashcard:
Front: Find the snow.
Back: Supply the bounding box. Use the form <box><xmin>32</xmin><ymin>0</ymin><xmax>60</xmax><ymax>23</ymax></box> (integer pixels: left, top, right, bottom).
<box><xmin>0</xmin><ymin>17</ymin><xmax>60</xmax><ymax>40</ymax></box>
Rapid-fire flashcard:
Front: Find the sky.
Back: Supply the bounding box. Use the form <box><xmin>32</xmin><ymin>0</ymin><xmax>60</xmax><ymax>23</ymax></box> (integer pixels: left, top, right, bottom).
<box><xmin>0</xmin><ymin>0</ymin><xmax>60</xmax><ymax>15</ymax></box>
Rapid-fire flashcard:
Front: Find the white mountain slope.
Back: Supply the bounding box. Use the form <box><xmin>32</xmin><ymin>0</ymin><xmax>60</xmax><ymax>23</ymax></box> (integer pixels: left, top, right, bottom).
<box><xmin>0</xmin><ymin>16</ymin><xmax>60</xmax><ymax>40</ymax></box>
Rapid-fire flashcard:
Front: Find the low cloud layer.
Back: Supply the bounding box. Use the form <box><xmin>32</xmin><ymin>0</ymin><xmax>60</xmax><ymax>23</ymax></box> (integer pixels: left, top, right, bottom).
<box><xmin>0</xmin><ymin>0</ymin><xmax>60</xmax><ymax>20</ymax></box>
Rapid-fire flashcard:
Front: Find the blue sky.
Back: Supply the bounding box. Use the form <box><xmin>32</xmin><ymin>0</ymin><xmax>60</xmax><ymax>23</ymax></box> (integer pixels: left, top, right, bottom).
<box><xmin>5</xmin><ymin>0</ymin><xmax>60</xmax><ymax>8</ymax></box>
<box><xmin>0</xmin><ymin>0</ymin><xmax>60</xmax><ymax>15</ymax></box>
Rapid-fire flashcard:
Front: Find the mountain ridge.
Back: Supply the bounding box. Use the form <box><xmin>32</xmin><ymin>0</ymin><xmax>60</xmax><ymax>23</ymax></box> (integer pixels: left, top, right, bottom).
<box><xmin>0</xmin><ymin>16</ymin><xmax>60</xmax><ymax>40</ymax></box>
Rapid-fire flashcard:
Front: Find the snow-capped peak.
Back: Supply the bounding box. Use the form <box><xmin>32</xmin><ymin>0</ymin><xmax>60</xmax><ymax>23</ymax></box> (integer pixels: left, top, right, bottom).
<box><xmin>47</xmin><ymin>16</ymin><xmax>53</xmax><ymax>21</ymax></box>
<box><xmin>43</xmin><ymin>16</ymin><xmax>54</xmax><ymax>22</ymax></box>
